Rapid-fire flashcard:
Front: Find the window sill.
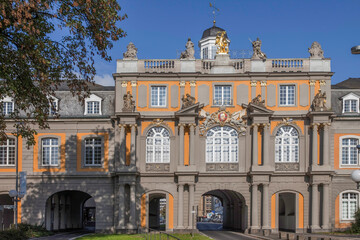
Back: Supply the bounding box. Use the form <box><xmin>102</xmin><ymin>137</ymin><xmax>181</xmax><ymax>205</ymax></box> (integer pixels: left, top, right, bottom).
<box><xmin>211</xmin><ymin>105</ymin><xmax>235</xmax><ymax>108</ymax></box>
<box><xmin>83</xmin><ymin>165</ymin><xmax>103</xmax><ymax>168</ymax></box>
<box><xmin>340</xmin><ymin>165</ymin><xmax>360</xmax><ymax>169</ymax></box>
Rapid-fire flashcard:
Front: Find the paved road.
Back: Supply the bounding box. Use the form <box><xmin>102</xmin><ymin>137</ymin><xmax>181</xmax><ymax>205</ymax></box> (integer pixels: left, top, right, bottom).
<box><xmin>197</xmin><ymin>223</ymin><xmax>260</xmax><ymax>240</ymax></box>
<box><xmin>31</xmin><ymin>231</ymin><xmax>91</xmax><ymax>240</ymax></box>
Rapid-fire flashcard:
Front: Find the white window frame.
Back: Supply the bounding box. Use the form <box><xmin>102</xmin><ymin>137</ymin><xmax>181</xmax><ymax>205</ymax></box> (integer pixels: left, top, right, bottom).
<box><xmin>1</xmin><ymin>96</ymin><xmax>14</xmax><ymax>115</ymax></box>
<box><xmin>84</xmin><ymin>94</ymin><xmax>102</xmax><ymax>115</ymax></box>
<box><xmin>279</xmin><ymin>85</ymin><xmax>296</xmax><ymax>106</ymax></box>
<box><xmin>0</xmin><ymin>138</ymin><xmax>15</xmax><ymax>166</ymax></box>
<box><xmin>340</xmin><ymin>191</ymin><xmax>359</xmax><ymax>221</ymax></box>
<box><xmin>146</xmin><ymin>127</ymin><xmax>170</xmax><ymax>163</ymax></box>
<box><xmin>206</xmin><ymin>126</ymin><xmax>238</xmax><ymax>163</ymax></box>
<box><xmin>275</xmin><ymin>126</ymin><xmax>299</xmax><ymax>163</ymax></box>
<box><xmin>213</xmin><ymin>85</ymin><xmax>232</xmax><ymax>106</ymax></box>
<box><xmin>48</xmin><ymin>96</ymin><xmax>59</xmax><ymax>115</ymax></box>
<box><xmin>151</xmin><ymin>86</ymin><xmax>167</xmax><ymax>107</ymax></box>
<box><xmin>341</xmin><ymin>93</ymin><xmax>360</xmax><ymax>113</ymax></box>
<box><xmin>340</xmin><ymin>136</ymin><xmax>360</xmax><ymax>168</ymax></box>
<box><xmin>41</xmin><ymin>138</ymin><xmax>59</xmax><ymax>166</ymax></box>
<box><xmin>84</xmin><ymin>137</ymin><xmax>102</xmax><ymax>166</ymax></box>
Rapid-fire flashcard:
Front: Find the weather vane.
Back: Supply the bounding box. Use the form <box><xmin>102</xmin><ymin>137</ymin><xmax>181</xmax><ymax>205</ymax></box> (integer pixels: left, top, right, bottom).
<box><xmin>209</xmin><ymin>1</ymin><xmax>219</xmax><ymax>26</ymax></box>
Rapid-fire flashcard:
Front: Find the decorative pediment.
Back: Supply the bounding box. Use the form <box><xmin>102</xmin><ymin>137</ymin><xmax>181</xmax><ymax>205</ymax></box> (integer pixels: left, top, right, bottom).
<box><xmin>199</xmin><ymin>107</ymin><xmax>247</xmax><ymax>135</ymax></box>
<box><xmin>175</xmin><ymin>102</ymin><xmax>204</xmax><ymax>115</ymax></box>
<box><xmin>243</xmin><ymin>103</ymin><xmax>274</xmax><ymax>115</ymax></box>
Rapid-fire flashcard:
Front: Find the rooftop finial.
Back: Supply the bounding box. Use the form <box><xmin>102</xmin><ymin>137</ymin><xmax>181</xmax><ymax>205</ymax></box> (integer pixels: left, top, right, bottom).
<box><xmin>209</xmin><ymin>1</ymin><xmax>219</xmax><ymax>26</ymax></box>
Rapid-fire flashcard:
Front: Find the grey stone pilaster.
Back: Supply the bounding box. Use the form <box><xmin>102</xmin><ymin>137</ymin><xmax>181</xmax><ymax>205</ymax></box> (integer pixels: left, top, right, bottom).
<box><xmin>188</xmin><ymin>184</ymin><xmax>195</xmax><ymax>228</ymax></box>
<box><xmin>131</xmin><ymin>82</ymin><xmax>137</xmax><ymax>112</ymax></box>
<box><xmin>252</xmin><ymin>124</ymin><xmax>258</xmax><ymax>167</ymax></box>
<box><xmin>189</xmin><ymin>124</ymin><xmax>195</xmax><ymax>166</ymax></box>
<box><xmin>251</xmin><ymin>183</ymin><xmax>259</xmax><ymax>232</ymax></box>
<box><xmin>118</xmin><ymin>183</ymin><xmax>125</xmax><ymax>229</ymax></box>
<box><xmin>251</xmin><ymin>81</ymin><xmax>257</xmax><ymax>100</ymax></box>
<box><xmin>190</xmin><ymin>81</ymin><xmax>196</xmax><ymax>97</ymax></box>
<box><xmin>179</xmin><ymin>124</ymin><xmax>184</xmax><ymax>166</ymax></box>
<box><xmin>129</xmin><ymin>184</ymin><xmax>136</xmax><ymax>229</ymax></box>
<box><xmin>177</xmin><ymin>184</ymin><xmax>184</xmax><ymax>228</ymax></box>
<box><xmin>262</xmin><ymin>183</ymin><xmax>270</xmax><ymax>230</ymax></box>
<box><xmin>119</xmin><ymin>125</ymin><xmax>126</xmax><ymax>166</ymax></box>
<box><xmin>310</xmin><ymin>80</ymin><xmax>315</xmax><ymax>104</ymax></box>
<box><xmin>262</xmin><ymin>124</ymin><xmax>270</xmax><ymax>168</ymax></box>
<box><xmin>180</xmin><ymin>81</ymin><xmax>185</xmax><ymax>105</ymax></box>
<box><xmin>261</xmin><ymin>81</ymin><xmax>266</xmax><ymax>100</ymax></box>
<box><xmin>312</xmin><ymin>124</ymin><xmax>318</xmax><ymax>167</ymax></box>
<box><xmin>322</xmin><ymin>184</ymin><xmax>330</xmax><ymax>230</ymax></box>
<box><xmin>130</xmin><ymin>125</ymin><xmax>136</xmax><ymax>166</ymax></box>
<box><xmin>322</xmin><ymin>124</ymin><xmax>330</xmax><ymax>167</ymax></box>
<box><xmin>311</xmin><ymin>184</ymin><xmax>320</xmax><ymax>230</ymax></box>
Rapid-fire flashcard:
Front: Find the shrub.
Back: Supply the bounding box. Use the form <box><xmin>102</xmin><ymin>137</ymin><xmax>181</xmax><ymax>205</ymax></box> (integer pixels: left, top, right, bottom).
<box><xmin>0</xmin><ymin>223</ymin><xmax>53</xmax><ymax>240</ymax></box>
<box><xmin>351</xmin><ymin>209</ymin><xmax>360</xmax><ymax>233</ymax></box>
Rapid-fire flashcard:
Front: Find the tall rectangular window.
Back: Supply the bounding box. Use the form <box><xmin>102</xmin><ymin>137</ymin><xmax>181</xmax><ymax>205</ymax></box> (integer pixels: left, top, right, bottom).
<box><xmin>344</xmin><ymin>99</ymin><xmax>358</xmax><ymax>113</ymax></box>
<box><xmin>85</xmin><ymin>138</ymin><xmax>102</xmax><ymax>166</ymax></box>
<box><xmin>214</xmin><ymin>85</ymin><xmax>232</xmax><ymax>106</ymax></box>
<box><xmin>151</xmin><ymin>86</ymin><xmax>167</xmax><ymax>107</ymax></box>
<box><xmin>2</xmin><ymin>102</ymin><xmax>13</xmax><ymax>115</ymax></box>
<box><xmin>0</xmin><ymin>139</ymin><xmax>15</xmax><ymax>165</ymax></box>
<box><xmin>42</xmin><ymin>138</ymin><xmax>59</xmax><ymax>166</ymax></box>
<box><xmin>203</xmin><ymin>47</ymin><xmax>208</xmax><ymax>59</ymax></box>
<box><xmin>279</xmin><ymin>85</ymin><xmax>295</xmax><ymax>106</ymax></box>
<box><xmin>87</xmin><ymin>101</ymin><xmax>100</xmax><ymax>114</ymax></box>
<box><xmin>341</xmin><ymin>138</ymin><xmax>359</xmax><ymax>165</ymax></box>
<box><xmin>49</xmin><ymin>100</ymin><xmax>58</xmax><ymax>115</ymax></box>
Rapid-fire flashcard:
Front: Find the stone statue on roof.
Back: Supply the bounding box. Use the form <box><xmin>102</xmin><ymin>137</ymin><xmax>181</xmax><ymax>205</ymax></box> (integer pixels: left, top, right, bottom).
<box><xmin>251</xmin><ymin>38</ymin><xmax>267</xmax><ymax>60</ymax></box>
<box><xmin>181</xmin><ymin>93</ymin><xmax>196</xmax><ymax>108</ymax></box>
<box><xmin>180</xmin><ymin>38</ymin><xmax>195</xmax><ymax>60</ymax></box>
<box><xmin>308</xmin><ymin>41</ymin><xmax>324</xmax><ymax>59</ymax></box>
<box><xmin>251</xmin><ymin>94</ymin><xmax>265</xmax><ymax>107</ymax></box>
<box><xmin>123</xmin><ymin>42</ymin><xmax>138</xmax><ymax>60</ymax></box>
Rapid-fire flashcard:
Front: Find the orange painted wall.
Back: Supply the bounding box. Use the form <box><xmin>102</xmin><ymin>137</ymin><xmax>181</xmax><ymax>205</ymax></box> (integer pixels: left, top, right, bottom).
<box><xmin>33</xmin><ymin>133</ymin><xmax>66</xmax><ymax>173</ymax></box>
<box><xmin>335</xmin><ymin>195</ymin><xmax>352</xmax><ymax>229</ymax></box>
<box><xmin>334</xmin><ymin>133</ymin><xmax>360</xmax><ymax>170</ymax></box>
<box><xmin>270</xmin><ymin>121</ymin><xmax>304</xmax><ymax>135</ymax></box>
<box><xmin>258</xmin><ymin>129</ymin><xmax>262</xmax><ymax>165</ymax></box>
<box><xmin>317</xmin><ymin>129</ymin><xmax>320</xmax><ymax>165</ymax></box>
<box><xmin>184</xmin><ymin>128</ymin><xmax>189</xmax><ymax>166</ymax></box>
<box><xmin>141</xmin><ymin>194</ymin><xmax>146</xmax><ymax>228</ymax></box>
<box><xmin>271</xmin><ymin>194</ymin><xmax>276</xmax><ymax>229</ymax></box>
<box><xmin>18</xmin><ymin>201</ymin><xmax>21</xmax><ymax>223</ymax></box>
<box><xmin>0</xmin><ymin>134</ymin><xmax>22</xmax><ymax>172</ymax></box>
<box><xmin>76</xmin><ymin>132</ymin><xmax>109</xmax><ymax>172</ymax></box>
<box><xmin>267</xmin><ymin>80</ymin><xmax>310</xmax><ymax>111</ymax></box>
<box><xmin>141</xmin><ymin>121</ymin><xmax>175</xmax><ymax>135</ymax></box>
<box><xmin>298</xmin><ymin>193</ymin><xmax>304</xmax><ymax>229</ymax></box>
<box><xmin>126</xmin><ymin>128</ymin><xmax>131</xmax><ymax>166</ymax></box>
<box><xmin>168</xmin><ymin>194</ymin><xmax>174</xmax><ymax>229</ymax></box>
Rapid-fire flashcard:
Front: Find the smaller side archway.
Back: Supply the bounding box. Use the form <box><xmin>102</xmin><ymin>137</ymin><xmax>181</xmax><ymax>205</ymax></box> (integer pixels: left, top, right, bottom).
<box><xmin>141</xmin><ymin>190</ymin><xmax>174</xmax><ymax>231</ymax></box>
<box><xmin>0</xmin><ymin>193</ymin><xmax>14</xmax><ymax>230</ymax></box>
<box><xmin>44</xmin><ymin>190</ymin><xmax>95</xmax><ymax>231</ymax></box>
<box><xmin>271</xmin><ymin>191</ymin><xmax>304</xmax><ymax>233</ymax></box>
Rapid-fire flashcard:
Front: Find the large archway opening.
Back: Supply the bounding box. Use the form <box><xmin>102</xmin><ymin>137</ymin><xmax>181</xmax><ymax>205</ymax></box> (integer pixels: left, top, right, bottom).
<box><xmin>45</xmin><ymin>190</ymin><xmax>95</xmax><ymax>232</ymax></box>
<box><xmin>197</xmin><ymin>190</ymin><xmax>247</xmax><ymax>232</ymax></box>
<box><xmin>0</xmin><ymin>193</ymin><xmax>14</xmax><ymax>230</ymax></box>
<box><xmin>148</xmin><ymin>193</ymin><xmax>166</xmax><ymax>231</ymax></box>
<box><xmin>278</xmin><ymin>192</ymin><xmax>296</xmax><ymax>232</ymax></box>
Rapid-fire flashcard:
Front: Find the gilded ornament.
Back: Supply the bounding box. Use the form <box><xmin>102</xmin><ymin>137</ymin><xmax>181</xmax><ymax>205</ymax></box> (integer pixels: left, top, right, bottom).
<box><xmin>179</xmin><ymin>81</ymin><xmax>186</xmax><ymax>87</ymax></box>
<box><xmin>215</xmin><ymin>31</ymin><xmax>229</xmax><ymax>54</ymax></box>
<box><xmin>319</xmin><ymin>80</ymin><xmax>326</xmax><ymax>86</ymax></box>
<box><xmin>250</xmin><ymin>81</ymin><xmax>257</xmax><ymax>87</ymax></box>
<box><xmin>309</xmin><ymin>80</ymin><xmax>316</xmax><ymax>86</ymax></box>
<box><xmin>121</xmin><ymin>81</ymin><xmax>127</xmax><ymax>87</ymax></box>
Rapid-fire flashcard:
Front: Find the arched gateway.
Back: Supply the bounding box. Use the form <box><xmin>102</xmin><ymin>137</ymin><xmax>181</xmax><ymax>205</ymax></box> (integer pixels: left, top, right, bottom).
<box><xmin>45</xmin><ymin>190</ymin><xmax>96</xmax><ymax>231</ymax></box>
<box><xmin>197</xmin><ymin>189</ymin><xmax>247</xmax><ymax>231</ymax></box>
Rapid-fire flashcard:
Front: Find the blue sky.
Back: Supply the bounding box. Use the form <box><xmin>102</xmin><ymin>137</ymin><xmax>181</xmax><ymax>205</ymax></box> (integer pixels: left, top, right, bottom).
<box><xmin>93</xmin><ymin>0</ymin><xmax>360</xmax><ymax>86</ymax></box>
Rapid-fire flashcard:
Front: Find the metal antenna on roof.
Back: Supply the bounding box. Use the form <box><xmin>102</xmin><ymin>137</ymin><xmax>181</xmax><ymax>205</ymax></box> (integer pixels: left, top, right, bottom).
<box><xmin>209</xmin><ymin>1</ymin><xmax>219</xmax><ymax>26</ymax></box>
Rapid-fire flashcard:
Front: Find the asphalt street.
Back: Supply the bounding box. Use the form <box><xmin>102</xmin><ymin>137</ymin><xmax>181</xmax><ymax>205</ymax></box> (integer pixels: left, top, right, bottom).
<box><xmin>197</xmin><ymin>222</ymin><xmax>261</xmax><ymax>240</ymax></box>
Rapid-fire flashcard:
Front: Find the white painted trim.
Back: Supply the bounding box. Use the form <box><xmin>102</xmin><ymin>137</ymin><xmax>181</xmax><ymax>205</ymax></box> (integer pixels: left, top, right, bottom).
<box><xmin>339</xmin><ymin>190</ymin><xmax>360</xmax><ymax>222</ymax></box>
<box><xmin>341</xmin><ymin>93</ymin><xmax>360</xmax><ymax>113</ymax></box>
<box><xmin>339</xmin><ymin>135</ymin><xmax>360</xmax><ymax>168</ymax></box>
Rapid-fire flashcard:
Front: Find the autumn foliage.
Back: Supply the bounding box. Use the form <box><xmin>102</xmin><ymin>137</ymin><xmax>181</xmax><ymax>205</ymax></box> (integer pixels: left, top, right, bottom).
<box><xmin>0</xmin><ymin>0</ymin><xmax>126</xmax><ymax>145</ymax></box>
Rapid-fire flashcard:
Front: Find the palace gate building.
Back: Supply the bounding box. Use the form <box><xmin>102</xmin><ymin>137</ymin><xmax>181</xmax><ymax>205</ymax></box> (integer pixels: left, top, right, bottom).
<box><xmin>1</xmin><ymin>24</ymin><xmax>360</xmax><ymax>235</ymax></box>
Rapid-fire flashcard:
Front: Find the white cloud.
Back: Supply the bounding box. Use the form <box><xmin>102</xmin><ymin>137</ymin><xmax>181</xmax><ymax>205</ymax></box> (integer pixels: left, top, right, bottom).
<box><xmin>93</xmin><ymin>74</ymin><xmax>114</xmax><ymax>86</ymax></box>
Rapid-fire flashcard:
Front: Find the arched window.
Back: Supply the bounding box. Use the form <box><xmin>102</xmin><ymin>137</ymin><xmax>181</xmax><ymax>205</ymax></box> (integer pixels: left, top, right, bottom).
<box><xmin>206</xmin><ymin>126</ymin><xmax>238</xmax><ymax>163</ymax></box>
<box><xmin>341</xmin><ymin>191</ymin><xmax>359</xmax><ymax>220</ymax></box>
<box><xmin>146</xmin><ymin>127</ymin><xmax>170</xmax><ymax>163</ymax></box>
<box><xmin>275</xmin><ymin>126</ymin><xmax>299</xmax><ymax>162</ymax></box>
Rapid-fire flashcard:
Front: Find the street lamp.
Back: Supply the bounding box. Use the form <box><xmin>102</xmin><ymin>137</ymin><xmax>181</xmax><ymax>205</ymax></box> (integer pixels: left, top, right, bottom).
<box><xmin>351</xmin><ymin>45</ymin><xmax>360</xmax><ymax>54</ymax></box>
<box><xmin>351</xmin><ymin>169</ymin><xmax>360</xmax><ymax>189</ymax></box>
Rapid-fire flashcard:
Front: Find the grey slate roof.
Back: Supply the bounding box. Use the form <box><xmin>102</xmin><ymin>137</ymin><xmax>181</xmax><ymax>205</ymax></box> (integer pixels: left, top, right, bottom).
<box><xmin>201</xmin><ymin>25</ymin><xmax>228</xmax><ymax>39</ymax></box>
<box><xmin>56</xmin><ymin>81</ymin><xmax>114</xmax><ymax>91</ymax></box>
<box><xmin>332</xmin><ymin>78</ymin><xmax>360</xmax><ymax>89</ymax></box>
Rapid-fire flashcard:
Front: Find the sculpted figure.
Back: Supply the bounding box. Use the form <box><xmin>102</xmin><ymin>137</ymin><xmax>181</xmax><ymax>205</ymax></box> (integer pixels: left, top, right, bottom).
<box><xmin>312</xmin><ymin>90</ymin><xmax>327</xmax><ymax>111</ymax></box>
<box><xmin>215</xmin><ymin>31</ymin><xmax>229</xmax><ymax>54</ymax></box>
<box><xmin>251</xmin><ymin>37</ymin><xmax>267</xmax><ymax>60</ymax></box>
<box><xmin>251</xmin><ymin>94</ymin><xmax>265</xmax><ymax>107</ymax></box>
<box><xmin>122</xmin><ymin>91</ymin><xmax>135</xmax><ymax>112</ymax></box>
<box><xmin>123</xmin><ymin>42</ymin><xmax>138</xmax><ymax>60</ymax></box>
<box><xmin>181</xmin><ymin>93</ymin><xmax>196</xmax><ymax>108</ymax></box>
<box><xmin>308</xmin><ymin>41</ymin><xmax>324</xmax><ymax>59</ymax></box>
<box><xmin>180</xmin><ymin>38</ymin><xmax>195</xmax><ymax>60</ymax></box>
